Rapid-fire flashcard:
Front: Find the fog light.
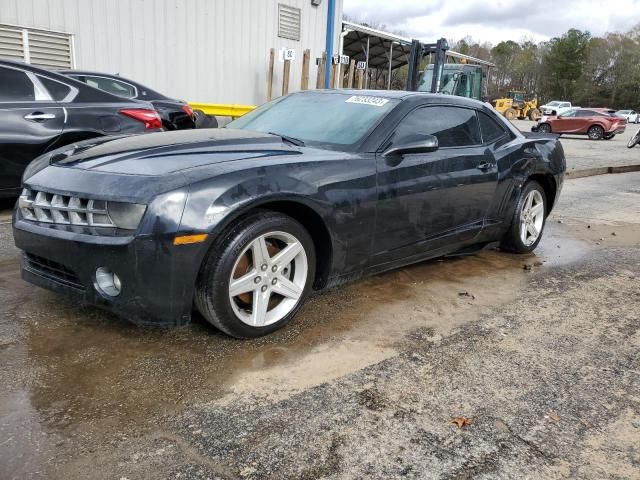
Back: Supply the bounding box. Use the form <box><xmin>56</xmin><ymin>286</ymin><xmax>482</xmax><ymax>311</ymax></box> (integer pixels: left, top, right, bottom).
<box><xmin>95</xmin><ymin>267</ymin><xmax>122</xmax><ymax>297</ymax></box>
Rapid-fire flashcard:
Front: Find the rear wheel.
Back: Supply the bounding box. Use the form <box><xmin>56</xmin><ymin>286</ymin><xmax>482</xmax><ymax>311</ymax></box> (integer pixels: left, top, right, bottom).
<box><xmin>504</xmin><ymin>108</ymin><xmax>517</xmax><ymax>120</ymax></box>
<box><xmin>500</xmin><ymin>180</ymin><xmax>547</xmax><ymax>254</ymax></box>
<box><xmin>537</xmin><ymin>123</ymin><xmax>551</xmax><ymax>134</ymax></box>
<box><xmin>587</xmin><ymin>125</ymin><xmax>604</xmax><ymax>140</ymax></box>
<box><xmin>195</xmin><ymin>211</ymin><xmax>315</xmax><ymax>338</ymax></box>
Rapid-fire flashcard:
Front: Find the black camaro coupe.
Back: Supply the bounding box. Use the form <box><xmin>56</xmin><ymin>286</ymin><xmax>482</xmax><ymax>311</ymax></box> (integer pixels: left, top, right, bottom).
<box><xmin>13</xmin><ymin>90</ymin><xmax>565</xmax><ymax>338</ymax></box>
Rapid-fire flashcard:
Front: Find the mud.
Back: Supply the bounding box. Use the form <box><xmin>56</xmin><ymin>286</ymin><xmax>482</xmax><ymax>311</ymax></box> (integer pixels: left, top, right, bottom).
<box><xmin>1</xmin><ymin>172</ymin><xmax>639</xmax><ymax>479</ymax></box>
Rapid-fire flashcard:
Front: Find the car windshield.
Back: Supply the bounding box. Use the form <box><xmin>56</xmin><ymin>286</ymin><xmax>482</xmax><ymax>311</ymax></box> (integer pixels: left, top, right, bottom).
<box><xmin>226</xmin><ymin>92</ymin><xmax>399</xmax><ymax>149</ymax></box>
<box><xmin>547</xmin><ymin>101</ymin><xmax>561</xmax><ymax>106</ymax></box>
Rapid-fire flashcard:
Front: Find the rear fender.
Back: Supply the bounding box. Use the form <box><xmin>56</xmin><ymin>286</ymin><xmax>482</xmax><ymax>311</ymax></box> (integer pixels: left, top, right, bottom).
<box><xmin>501</xmin><ymin>139</ymin><xmax>564</xmax><ymax>220</ymax></box>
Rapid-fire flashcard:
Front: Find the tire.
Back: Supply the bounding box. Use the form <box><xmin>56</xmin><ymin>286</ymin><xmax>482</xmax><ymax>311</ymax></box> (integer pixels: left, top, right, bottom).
<box><xmin>627</xmin><ymin>128</ymin><xmax>640</xmax><ymax>148</ymax></box>
<box><xmin>603</xmin><ymin>133</ymin><xmax>615</xmax><ymax>140</ymax></box>
<box><xmin>193</xmin><ymin>109</ymin><xmax>219</xmax><ymax>129</ymax></box>
<box><xmin>528</xmin><ymin>108</ymin><xmax>541</xmax><ymax>121</ymax></box>
<box><xmin>500</xmin><ymin>180</ymin><xmax>547</xmax><ymax>254</ymax></box>
<box><xmin>504</xmin><ymin>108</ymin><xmax>517</xmax><ymax>120</ymax></box>
<box><xmin>587</xmin><ymin>125</ymin><xmax>604</xmax><ymax>140</ymax></box>
<box><xmin>195</xmin><ymin>211</ymin><xmax>316</xmax><ymax>338</ymax></box>
<box><xmin>537</xmin><ymin>123</ymin><xmax>551</xmax><ymax>134</ymax></box>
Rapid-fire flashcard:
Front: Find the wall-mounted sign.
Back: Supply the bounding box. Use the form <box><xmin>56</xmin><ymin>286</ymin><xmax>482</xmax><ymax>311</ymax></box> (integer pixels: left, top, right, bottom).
<box><xmin>332</xmin><ymin>55</ymin><xmax>350</xmax><ymax>65</ymax></box>
<box><xmin>356</xmin><ymin>61</ymin><xmax>367</xmax><ymax>70</ymax></box>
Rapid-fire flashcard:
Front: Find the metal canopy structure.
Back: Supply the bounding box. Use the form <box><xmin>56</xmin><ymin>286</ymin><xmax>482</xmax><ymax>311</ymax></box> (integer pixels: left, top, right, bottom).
<box><xmin>339</xmin><ymin>20</ymin><xmax>495</xmax><ymax>89</ymax></box>
<box><xmin>340</xmin><ymin>20</ymin><xmax>412</xmax><ymax>71</ymax></box>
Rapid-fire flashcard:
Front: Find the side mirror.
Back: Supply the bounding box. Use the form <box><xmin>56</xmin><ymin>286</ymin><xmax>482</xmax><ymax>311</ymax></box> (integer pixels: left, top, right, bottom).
<box><xmin>383</xmin><ymin>135</ymin><xmax>439</xmax><ymax>157</ymax></box>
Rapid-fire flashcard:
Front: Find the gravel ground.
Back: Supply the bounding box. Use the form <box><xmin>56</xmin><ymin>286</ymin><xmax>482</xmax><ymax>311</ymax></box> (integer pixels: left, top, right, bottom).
<box><xmin>0</xmin><ymin>172</ymin><xmax>638</xmax><ymax>479</ymax></box>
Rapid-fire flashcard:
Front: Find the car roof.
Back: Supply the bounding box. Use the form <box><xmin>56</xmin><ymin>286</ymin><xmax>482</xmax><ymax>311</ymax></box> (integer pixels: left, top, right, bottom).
<box><xmin>0</xmin><ymin>59</ymin><xmax>152</xmax><ymax>105</ymax></box>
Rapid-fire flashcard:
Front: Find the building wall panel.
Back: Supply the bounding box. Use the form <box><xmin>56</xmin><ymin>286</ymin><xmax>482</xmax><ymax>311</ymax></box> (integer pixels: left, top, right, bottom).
<box><xmin>0</xmin><ymin>0</ymin><xmax>343</xmax><ymax>105</ymax></box>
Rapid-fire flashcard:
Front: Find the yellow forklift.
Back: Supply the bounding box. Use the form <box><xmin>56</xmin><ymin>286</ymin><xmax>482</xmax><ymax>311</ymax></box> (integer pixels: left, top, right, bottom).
<box><xmin>493</xmin><ymin>91</ymin><xmax>540</xmax><ymax>120</ymax></box>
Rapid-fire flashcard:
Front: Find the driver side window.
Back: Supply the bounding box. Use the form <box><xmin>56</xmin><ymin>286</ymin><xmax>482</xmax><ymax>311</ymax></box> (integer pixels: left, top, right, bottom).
<box><xmin>390</xmin><ymin>106</ymin><xmax>482</xmax><ymax>149</ymax></box>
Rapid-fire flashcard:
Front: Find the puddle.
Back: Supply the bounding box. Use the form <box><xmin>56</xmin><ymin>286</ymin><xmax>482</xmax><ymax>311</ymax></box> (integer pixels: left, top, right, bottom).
<box><xmin>0</xmin><ymin>219</ymin><xmax>629</xmax><ymax>478</ymax></box>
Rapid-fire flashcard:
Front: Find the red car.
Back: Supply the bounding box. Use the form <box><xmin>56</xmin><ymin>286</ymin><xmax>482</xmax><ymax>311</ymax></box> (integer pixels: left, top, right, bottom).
<box><xmin>533</xmin><ymin>108</ymin><xmax>626</xmax><ymax>140</ymax></box>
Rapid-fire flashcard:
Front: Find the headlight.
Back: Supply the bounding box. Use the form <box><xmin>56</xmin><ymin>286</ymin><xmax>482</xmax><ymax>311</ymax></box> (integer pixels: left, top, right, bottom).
<box><xmin>106</xmin><ymin>202</ymin><xmax>147</xmax><ymax>230</ymax></box>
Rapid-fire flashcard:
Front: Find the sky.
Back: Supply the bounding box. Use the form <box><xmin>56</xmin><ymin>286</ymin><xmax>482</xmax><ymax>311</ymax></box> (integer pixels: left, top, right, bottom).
<box><xmin>342</xmin><ymin>0</ymin><xmax>640</xmax><ymax>45</ymax></box>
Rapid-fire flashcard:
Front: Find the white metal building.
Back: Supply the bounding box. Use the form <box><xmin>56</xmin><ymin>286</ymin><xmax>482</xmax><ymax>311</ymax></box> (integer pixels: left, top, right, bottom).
<box><xmin>0</xmin><ymin>0</ymin><xmax>343</xmax><ymax>105</ymax></box>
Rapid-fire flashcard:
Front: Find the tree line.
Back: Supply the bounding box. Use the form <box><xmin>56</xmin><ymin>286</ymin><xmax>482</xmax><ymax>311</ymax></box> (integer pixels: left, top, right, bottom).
<box><xmin>454</xmin><ymin>26</ymin><xmax>640</xmax><ymax>108</ymax></box>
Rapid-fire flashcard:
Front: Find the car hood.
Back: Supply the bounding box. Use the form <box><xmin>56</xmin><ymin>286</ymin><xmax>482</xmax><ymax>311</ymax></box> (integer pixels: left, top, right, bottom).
<box><xmin>45</xmin><ymin>129</ymin><xmax>299</xmax><ymax>176</ymax></box>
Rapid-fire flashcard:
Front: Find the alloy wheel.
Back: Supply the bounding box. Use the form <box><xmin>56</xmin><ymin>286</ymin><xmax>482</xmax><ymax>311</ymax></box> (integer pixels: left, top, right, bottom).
<box><xmin>520</xmin><ymin>190</ymin><xmax>545</xmax><ymax>246</ymax></box>
<box><xmin>228</xmin><ymin>231</ymin><xmax>308</xmax><ymax>327</ymax></box>
<box><xmin>588</xmin><ymin>126</ymin><xmax>603</xmax><ymax>140</ymax></box>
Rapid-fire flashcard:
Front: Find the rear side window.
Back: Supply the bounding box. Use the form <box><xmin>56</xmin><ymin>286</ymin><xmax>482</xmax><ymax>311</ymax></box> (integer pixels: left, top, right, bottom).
<box><xmin>38</xmin><ymin>76</ymin><xmax>72</xmax><ymax>101</ymax></box>
<box><xmin>479</xmin><ymin>111</ymin><xmax>507</xmax><ymax>144</ymax></box>
<box><xmin>391</xmin><ymin>106</ymin><xmax>482</xmax><ymax>148</ymax></box>
<box><xmin>81</xmin><ymin>75</ymin><xmax>137</xmax><ymax>98</ymax></box>
<box><xmin>0</xmin><ymin>67</ymin><xmax>36</xmax><ymax>101</ymax></box>
<box><xmin>577</xmin><ymin>110</ymin><xmax>595</xmax><ymax>117</ymax></box>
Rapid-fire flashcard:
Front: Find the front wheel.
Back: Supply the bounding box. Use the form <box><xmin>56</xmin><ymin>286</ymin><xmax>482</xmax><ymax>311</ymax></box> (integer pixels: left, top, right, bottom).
<box><xmin>195</xmin><ymin>211</ymin><xmax>315</xmax><ymax>338</ymax></box>
<box><xmin>500</xmin><ymin>181</ymin><xmax>547</xmax><ymax>253</ymax></box>
<box><xmin>528</xmin><ymin>108</ymin><xmax>541</xmax><ymax>121</ymax></box>
<box><xmin>628</xmin><ymin>128</ymin><xmax>640</xmax><ymax>148</ymax></box>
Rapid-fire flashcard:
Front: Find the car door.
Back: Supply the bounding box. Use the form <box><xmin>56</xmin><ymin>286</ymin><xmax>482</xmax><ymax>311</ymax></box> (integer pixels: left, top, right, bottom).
<box><xmin>552</xmin><ymin>109</ymin><xmax>581</xmax><ymax>133</ymax></box>
<box><xmin>0</xmin><ymin>65</ymin><xmax>64</xmax><ymax>195</ymax></box>
<box><xmin>574</xmin><ymin>109</ymin><xmax>601</xmax><ymax>133</ymax></box>
<box><xmin>372</xmin><ymin>105</ymin><xmax>498</xmax><ymax>261</ymax></box>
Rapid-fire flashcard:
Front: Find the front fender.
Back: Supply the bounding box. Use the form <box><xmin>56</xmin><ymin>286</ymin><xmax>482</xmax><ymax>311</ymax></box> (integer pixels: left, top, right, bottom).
<box><xmin>175</xmin><ymin>173</ymin><xmax>336</xmax><ymax>278</ymax></box>
<box><xmin>178</xmin><ymin>174</ymin><xmax>333</xmax><ymax>235</ymax></box>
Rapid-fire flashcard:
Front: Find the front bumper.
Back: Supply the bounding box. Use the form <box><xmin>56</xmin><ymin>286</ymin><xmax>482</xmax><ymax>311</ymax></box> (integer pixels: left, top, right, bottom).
<box><xmin>13</xmin><ymin>218</ymin><xmax>203</xmax><ymax>327</ymax></box>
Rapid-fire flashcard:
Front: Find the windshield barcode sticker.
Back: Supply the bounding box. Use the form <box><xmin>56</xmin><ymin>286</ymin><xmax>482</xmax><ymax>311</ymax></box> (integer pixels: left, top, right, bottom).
<box><xmin>345</xmin><ymin>95</ymin><xmax>389</xmax><ymax>107</ymax></box>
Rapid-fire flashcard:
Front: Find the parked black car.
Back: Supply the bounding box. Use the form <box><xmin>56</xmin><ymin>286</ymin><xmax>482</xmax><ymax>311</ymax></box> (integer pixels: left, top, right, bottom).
<box><xmin>0</xmin><ymin>59</ymin><xmax>162</xmax><ymax>198</ymax></box>
<box><xmin>60</xmin><ymin>70</ymin><xmax>198</xmax><ymax>130</ymax></box>
<box><xmin>13</xmin><ymin>91</ymin><xmax>565</xmax><ymax>338</ymax></box>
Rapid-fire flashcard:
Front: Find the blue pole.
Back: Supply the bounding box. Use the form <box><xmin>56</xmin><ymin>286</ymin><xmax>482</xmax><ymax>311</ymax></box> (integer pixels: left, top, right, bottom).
<box><xmin>324</xmin><ymin>0</ymin><xmax>335</xmax><ymax>89</ymax></box>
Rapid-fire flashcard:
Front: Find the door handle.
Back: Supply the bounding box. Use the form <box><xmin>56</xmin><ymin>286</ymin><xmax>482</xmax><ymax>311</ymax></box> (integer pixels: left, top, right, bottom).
<box><xmin>24</xmin><ymin>112</ymin><xmax>56</xmax><ymax>121</ymax></box>
<box><xmin>477</xmin><ymin>162</ymin><xmax>494</xmax><ymax>172</ymax></box>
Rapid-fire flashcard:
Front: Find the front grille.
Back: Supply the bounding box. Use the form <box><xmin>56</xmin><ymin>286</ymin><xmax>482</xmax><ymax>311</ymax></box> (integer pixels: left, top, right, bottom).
<box><xmin>24</xmin><ymin>253</ymin><xmax>85</xmax><ymax>290</ymax></box>
<box><xmin>19</xmin><ymin>189</ymin><xmax>114</xmax><ymax>227</ymax></box>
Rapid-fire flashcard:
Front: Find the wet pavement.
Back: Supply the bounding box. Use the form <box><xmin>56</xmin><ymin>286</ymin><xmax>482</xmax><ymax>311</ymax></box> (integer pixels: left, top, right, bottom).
<box><xmin>1</xmin><ymin>173</ymin><xmax>639</xmax><ymax>479</ymax></box>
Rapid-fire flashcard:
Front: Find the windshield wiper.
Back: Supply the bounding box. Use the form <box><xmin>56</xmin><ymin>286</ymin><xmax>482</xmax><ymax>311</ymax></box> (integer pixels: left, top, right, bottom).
<box><xmin>268</xmin><ymin>132</ymin><xmax>305</xmax><ymax>147</ymax></box>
